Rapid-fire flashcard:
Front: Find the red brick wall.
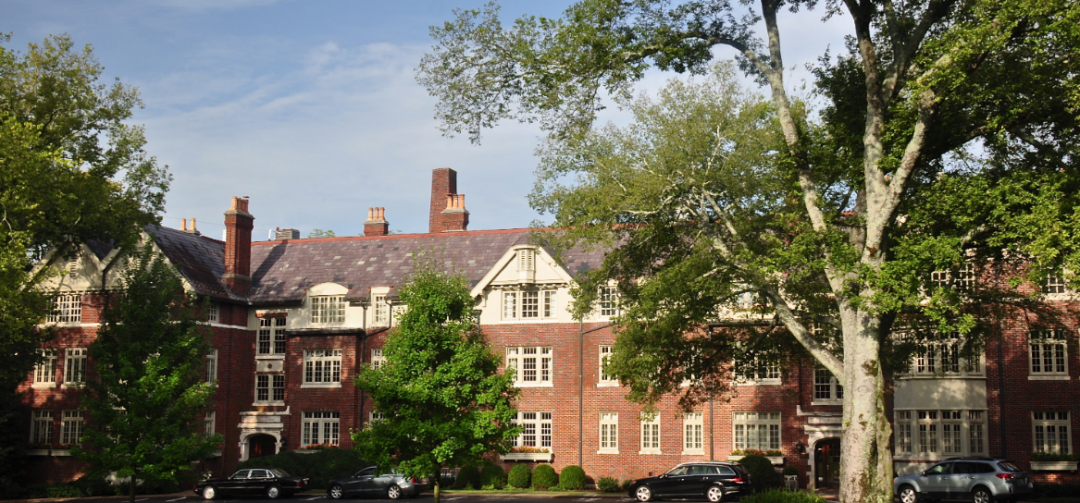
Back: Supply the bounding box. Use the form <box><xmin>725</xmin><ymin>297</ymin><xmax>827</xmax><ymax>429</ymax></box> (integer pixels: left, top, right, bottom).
<box><xmin>429</xmin><ymin>168</ymin><xmax>457</xmax><ymax>233</ymax></box>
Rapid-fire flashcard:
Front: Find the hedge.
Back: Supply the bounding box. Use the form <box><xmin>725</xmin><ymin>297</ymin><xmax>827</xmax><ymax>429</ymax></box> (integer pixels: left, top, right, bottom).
<box><xmin>480</xmin><ymin>464</ymin><xmax>507</xmax><ymax>489</ymax></box>
<box><xmin>532</xmin><ymin>464</ymin><xmax>558</xmax><ymax>490</ymax></box>
<box><xmin>508</xmin><ymin>464</ymin><xmax>531</xmax><ymax>488</ymax></box>
<box><xmin>558</xmin><ymin>465</ymin><xmax>586</xmax><ymax>490</ymax></box>
<box><xmin>738</xmin><ymin>454</ymin><xmax>781</xmax><ymax>489</ymax></box>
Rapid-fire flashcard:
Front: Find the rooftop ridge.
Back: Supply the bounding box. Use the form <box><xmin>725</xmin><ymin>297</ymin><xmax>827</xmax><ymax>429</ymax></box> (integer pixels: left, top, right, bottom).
<box><xmin>251</xmin><ymin>226</ymin><xmax>546</xmax><ymax>246</ymax></box>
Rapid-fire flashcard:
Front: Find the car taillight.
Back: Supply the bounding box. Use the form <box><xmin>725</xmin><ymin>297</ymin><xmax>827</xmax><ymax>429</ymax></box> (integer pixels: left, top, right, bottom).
<box><xmin>731</xmin><ymin>477</ymin><xmax>745</xmax><ymax>484</ymax></box>
<box><xmin>411</xmin><ymin>478</ymin><xmax>418</xmax><ymax>484</ymax></box>
<box><xmin>995</xmin><ymin>473</ymin><xmax>1014</xmax><ymax>480</ymax></box>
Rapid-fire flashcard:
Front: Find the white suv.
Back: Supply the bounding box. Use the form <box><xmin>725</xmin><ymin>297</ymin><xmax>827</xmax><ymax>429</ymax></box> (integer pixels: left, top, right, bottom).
<box><xmin>893</xmin><ymin>458</ymin><xmax>1033</xmax><ymax>503</ymax></box>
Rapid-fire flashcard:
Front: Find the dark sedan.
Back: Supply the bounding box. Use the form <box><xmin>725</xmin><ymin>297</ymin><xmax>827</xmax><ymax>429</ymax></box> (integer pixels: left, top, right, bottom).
<box><xmin>628</xmin><ymin>462</ymin><xmax>752</xmax><ymax>502</ymax></box>
<box><xmin>195</xmin><ymin>468</ymin><xmax>310</xmax><ymax>500</ymax></box>
<box><xmin>327</xmin><ymin>466</ymin><xmax>424</xmax><ymax>499</ymax></box>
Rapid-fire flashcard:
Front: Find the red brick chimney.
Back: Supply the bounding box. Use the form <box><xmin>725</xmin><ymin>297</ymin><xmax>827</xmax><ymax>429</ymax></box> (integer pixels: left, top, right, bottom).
<box><xmin>223</xmin><ymin>196</ymin><xmax>254</xmax><ymax>294</ymax></box>
<box><xmin>364</xmin><ymin>207</ymin><xmax>389</xmax><ymax>236</ymax></box>
<box><xmin>429</xmin><ymin>168</ymin><xmax>469</xmax><ymax>232</ymax></box>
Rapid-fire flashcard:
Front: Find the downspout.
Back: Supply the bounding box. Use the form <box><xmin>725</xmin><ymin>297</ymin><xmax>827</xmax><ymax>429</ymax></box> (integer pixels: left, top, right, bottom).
<box><xmin>709</xmin><ymin>398</ymin><xmax>715</xmax><ymax>460</ymax></box>
<box><xmin>578</xmin><ymin>319</ymin><xmax>584</xmax><ymax>468</ymax></box>
<box><xmin>995</xmin><ymin>265</ymin><xmax>1007</xmax><ymax>458</ymax></box>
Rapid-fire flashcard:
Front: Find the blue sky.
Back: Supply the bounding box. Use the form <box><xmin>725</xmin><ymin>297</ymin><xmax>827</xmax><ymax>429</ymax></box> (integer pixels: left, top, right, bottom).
<box><xmin>3</xmin><ymin>0</ymin><xmax>847</xmax><ymax>240</ymax></box>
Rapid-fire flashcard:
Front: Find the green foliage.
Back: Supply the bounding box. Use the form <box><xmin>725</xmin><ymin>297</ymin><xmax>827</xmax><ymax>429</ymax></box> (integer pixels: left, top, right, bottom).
<box><xmin>739</xmin><ymin>455</ymin><xmax>781</xmax><ymax>490</ymax></box>
<box><xmin>352</xmin><ymin>263</ymin><xmax>519</xmax><ymax>499</ymax></box>
<box><xmin>531</xmin><ymin>464</ymin><xmax>558</xmax><ymax>490</ymax></box>
<box><xmin>620</xmin><ymin>479</ymin><xmax>633</xmax><ymax>491</ymax></box>
<box><xmin>782</xmin><ymin>465</ymin><xmax>800</xmax><ymax>476</ymax></box>
<box><xmin>480</xmin><ymin>463</ymin><xmax>506</xmax><ymax>489</ymax></box>
<box><xmin>507</xmin><ymin>464</ymin><xmax>531</xmax><ymax>488</ymax></box>
<box><xmin>740</xmin><ymin>489</ymin><xmax>827</xmax><ymax>503</ymax></box>
<box><xmin>596</xmin><ymin>477</ymin><xmax>620</xmax><ymax>493</ymax></box>
<box><xmin>307</xmin><ymin>228</ymin><xmax>336</xmax><ymax>238</ymax></box>
<box><xmin>1031</xmin><ymin>452</ymin><xmax>1080</xmax><ymax>462</ymax></box>
<box><xmin>74</xmin><ymin>245</ymin><xmax>219</xmax><ymax>502</ymax></box>
<box><xmin>236</xmin><ymin>448</ymin><xmax>366</xmax><ymax>489</ymax></box>
<box><xmin>557</xmin><ymin>465</ymin><xmax>586</xmax><ymax>490</ymax></box>
<box><xmin>454</xmin><ymin>465</ymin><xmax>481</xmax><ymax>489</ymax></box>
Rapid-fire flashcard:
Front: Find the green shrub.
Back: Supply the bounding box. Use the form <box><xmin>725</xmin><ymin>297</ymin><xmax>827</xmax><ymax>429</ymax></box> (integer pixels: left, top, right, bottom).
<box><xmin>621</xmin><ymin>479</ymin><xmax>634</xmax><ymax>492</ymax></box>
<box><xmin>740</xmin><ymin>489</ymin><xmax>826</xmax><ymax>503</ymax></box>
<box><xmin>455</xmin><ymin>465</ymin><xmax>481</xmax><ymax>489</ymax></box>
<box><xmin>782</xmin><ymin>465</ymin><xmax>799</xmax><ymax>476</ymax></box>
<box><xmin>480</xmin><ymin>464</ymin><xmax>507</xmax><ymax>489</ymax></box>
<box><xmin>236</xmin><ymin>448</ymin><xmax>366</xmax><ymax>489</ymax></box>
<box><xmin>558</xmin><ymin>465</ymin><xmax>586</xmax><ymax>490</ymax></box>
<box><xmin>597</xmin><ymin>477</ymin><xmax>620</xmax><ymax>493</ymax></box>
<box><xmin>508</xmin><ymin>464</ymin><xmax>531</xmax><ymax>488</ymax></box>
<box><xmin>532</xmin><ymin>464</ymin><xmax>558</xmax><ymax>490</ymax></box>
<box><xmin>738</xmin><ymin>454</ymin><xmax>781</xmax><ymax>490</ymax></box>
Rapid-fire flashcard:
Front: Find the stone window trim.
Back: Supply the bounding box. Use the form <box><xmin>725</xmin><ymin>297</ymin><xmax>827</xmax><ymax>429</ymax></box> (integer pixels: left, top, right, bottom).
<box><xmin>598</xmin><ymin>412</ymin><xmax>619</xmax><ymax>454</ymax></box>
<box><xmin>1033</xmin><ymin>411</ymin><xmax>1070</xmax><ymax>455</ymax></box>
<box><xmin>258</xmin><ymin>317</ymin><xmax>288</xmax><ymax>356</ymax></box>
<box><xmin>506</xmin><ymin>347</ymin><xmax>553</xmax><ymax>387</ymax></box>
<box><xmin>733</xmin><ymin>411</ymin><xmax>781</xmax><ymax>452</ymax></box>
<box><xmin>302</xmin><ymin>349</ymin><xmax>342</xmax><ymax>388</ymax></box>
<box><xmin>682</xmin><ymin>412</ymin><xmax>704</xmax><ymax>455</ymax></box>
<box><xmin>640</xmin><ymin>414</ymin><xmax>661</xmax><ymax>455</ymax></box>
<box><xmin>893</xmin><ymin>409</ymin><xmax>987</xmax><ymax>460</ymax></box>
<box><xmin>1029</xmin><ymin>329</ymin><xmax>1068</xmax><ymax>378</ymax></box>
<box><xmin>254</xmin><ymin>373</ymin><xmax>286</xmax><ymax>405</ymax></box>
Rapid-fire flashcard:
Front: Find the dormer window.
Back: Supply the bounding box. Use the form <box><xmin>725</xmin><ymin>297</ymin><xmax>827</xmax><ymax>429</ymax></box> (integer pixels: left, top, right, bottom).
<box><xmin>373</xmin><ymin>294</ymin><xmax>389</xmax><ymax>325</ymax></box>
<box><xmin>311</xmin><ymin>295</ymin><xmax>345</xmax><ymax>324</ymax></box>
<box><xmin>599</xmin><ymin>286</ymin><xmax>619</xmax><ymax>317</ymax></box>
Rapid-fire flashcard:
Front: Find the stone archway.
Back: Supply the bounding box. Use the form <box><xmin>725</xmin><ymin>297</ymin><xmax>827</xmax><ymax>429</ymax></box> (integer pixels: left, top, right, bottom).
<box><xmin>247</xmin><ymin>434</ymin><xmax>278</xmax><ymax>459</ymax></box>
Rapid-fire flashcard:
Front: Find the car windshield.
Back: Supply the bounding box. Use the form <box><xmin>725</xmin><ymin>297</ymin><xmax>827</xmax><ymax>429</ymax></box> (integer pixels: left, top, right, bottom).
<box><xmin>271</xmin><ymin>468</ymin><xmax>290</xmax><ymax>477</ymax></box>
<box><xmin>667</xmin><ymin>466</ymin><xmax>689</xmax><ymax>477</ymax></box>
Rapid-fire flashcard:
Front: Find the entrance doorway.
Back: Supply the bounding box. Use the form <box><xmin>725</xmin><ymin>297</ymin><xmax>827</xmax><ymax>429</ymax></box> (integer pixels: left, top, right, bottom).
<box><xmin>248</xmin><ymin>434</ymin><xmax>277</xmax><ymax>459</ymax></box>
<box><xmin>814</xmin><ymin>438</ymin><xmax>841</xmax><ymax>489</ymax></box>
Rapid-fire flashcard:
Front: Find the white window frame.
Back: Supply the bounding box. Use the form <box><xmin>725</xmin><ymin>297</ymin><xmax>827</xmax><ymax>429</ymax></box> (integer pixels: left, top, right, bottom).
<box><xmin>733</xmin><ymin>411</ymin><xmax>781</xmax><ymax>452</ymax></box>
<box><xmin>599</xmin><ymin>285</ymin><xmax>619</xmax><ymax>318</ymax></box>
<box><xmin>598</xmin><ymin>345</ymin><xmax>617</xmax><ymax>386</ymax></box>
<box><xmin>931</xmin><ymin>263</ymin><xmax>977</xmax><ymax>292</ymax></box>
<box><xmin>206</xmin><ymin>349</ymin><xmax>218</xmax><ymax>383</ymax></box>
<box><xmin>811</xmin><ymin>368</ymin><xmax>843</xmax><ymax>404</ymax></box>
<box><xmin>543</xmin><ymin>290</ymin><xmax>558</xmax><ymax>318</ymax></box>
<box><xmin>506</xmin><ymin>347</ymin><xmax>553</xmax><ymax>387</ymax></box>
<box><xmin>255</xmin><ymin>373</ymin><xmax>285</xmax><ymax>404</ymax></box>
<box><xmin>373</xmin><ymin>294</ymin><xmax>389</xmax><ymax>326</ymax></box>
<box><xmin>1043</xmin><ymin>269</ymin><xmax>1067</xmax><ymax>294</ymax></box>
<box><xmin>205</xmin><ymin>411</ymin><xmax>216</xmax><ymax>437</ymax></box>
<box><xmin>511</xmin><ymin>412</ymin><xmax>553</xmax><ymax>451</ymax></box>
<box><xmin>598</xmin><ymin>412</ymin><xmax>619</xmax><ymax>454</ymax></box>
<box><xmin>369</xmin><ymin>411</ymin><xmax>386</xmax><ymax>425</ymax></box>
<box><xmin>60</xmin><ymin>410</ymin><xmax>83</xmax><ymax>446</ymax></box>
<box><xmin>371</xmin><ymin>348</ymin><xmax>386</xmax><ymax>369</ymax></box>
<box><xmin>1033</xmin><ymin>411</ymin><xmax>1071</xmax><ymax>454</ymax></box>
<box><xmin>912</xmin><ymin>337</ymin><xmax>983</xmax><ymax>377</ymax></box>
<box><xmin>258</xmin><ymin>317</ymin><xmax>287</xmax><ymax>356</ymax></box>
<box><xmin>311</xmin><ymin>295</ymin><xmax>345</xmax><ymax>324</ymax></box>
<box><xmin>34</xmin><ymin>349</ymin><xmax>57</xmax><ymax>387</ymax></box>
<box><xmin>683</xmin><ymin>412</ymin><xmax>704</xmax><ymax>455</ymax></box>
<box><xmin>46</xmin><ymin>294</ymin><xmax>82</xmax><ymax>324</ymax></box>
<box><xmin>63</xmin><ymin>348</ymin><xmax>87</xmax><ymax>386</ymax></box>
<box><xmin>31</xmin><ymin>410</ymin><xmax>52</xmax><ymax>444</ymax></box>
<box><xmin>502</xmin><ymin>288</ymin><xmax>558</xmax><ymax>321</ymax></box>
<box><xmin>303</xmin><ymin>349</ymin><xmax>342</xmax><ymax>387</ymax></box>
<box><xmin>302</xmin><ymin>411</ymin><xmax>340</xmax><ymax>447</ymax></box>
<box><xmin>640</xmin><ymin>415</ymin><xmax>661</xmax><ymax>454</ymax></box>
<box><xmin>206</xmin><ymin>302</ymin><xmax>219</xmax><ymax>323</ymax></box>
<box><xmin>735</xmin><ymin>357</ymin><xmax>781</xmax><ymax>385</ymax></box>
<box><xmin>894</xmin><ymin>409</ymin><xmax>987</xmax><ymax>460</ymax></box>
<box><xmin>1029</xmin><ymin>329</ymin><xmax>1068</xmax><ymax>378</ymax></box>
<box><xmin>518</xmin><ymin>249</ymin><xmax>535</xmax><ymax>272</ymax></box>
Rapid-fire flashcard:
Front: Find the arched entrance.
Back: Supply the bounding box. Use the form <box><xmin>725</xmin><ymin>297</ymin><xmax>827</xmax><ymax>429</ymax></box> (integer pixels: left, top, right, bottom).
<box><xmin>247</xmin><ymin>434</ymin><xmax>277</xmax><ymax>459</ymax></box>
<box><xmin>814</xmin><ymin>438</ymin><xmax>841</xmax><ymax>490</ymax></box>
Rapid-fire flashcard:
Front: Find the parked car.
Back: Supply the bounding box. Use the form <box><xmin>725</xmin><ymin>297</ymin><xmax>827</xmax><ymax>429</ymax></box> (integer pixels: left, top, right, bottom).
<box><xmin>893</xmin><ymin>458</ymin><xmax>1033</xmax><ymax>503</ymax></box>
<box><xmin>195</xmin><ymin>468</ymin><xmax>310</xmax><ymax>500</ymax></box>
<box><xmin>328</xmin><ymin>466</ymin><xmax>425</xmax><ymax>499</ymax></box>
<box><xmin>627</xmin><ymin>461</ymin><xmax>752</xmax><ymax>502</ymax></box>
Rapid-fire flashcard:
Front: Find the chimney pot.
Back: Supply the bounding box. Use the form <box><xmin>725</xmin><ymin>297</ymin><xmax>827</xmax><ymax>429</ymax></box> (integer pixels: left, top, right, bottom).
<box><xmin>180</xmin><ymin>218</ymin><xmax>187</xmax><ymax>231</ymax></box>
<box><xmin>364</xmin><ymin>207</ymin><xmax>389</xmax><ymax>237</ymax></box>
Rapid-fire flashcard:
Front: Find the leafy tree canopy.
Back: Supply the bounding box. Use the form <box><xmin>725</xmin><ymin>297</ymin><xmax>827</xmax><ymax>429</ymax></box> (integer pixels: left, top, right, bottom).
<box><xmin>75</xmin><ymin>244</ymin><xmax>220</xmax><ymax>503</ymax></box>
<box><xmin>352</xmin><ymin>264</ymin><xmax>518</xmax><ymax>503</ymax></box>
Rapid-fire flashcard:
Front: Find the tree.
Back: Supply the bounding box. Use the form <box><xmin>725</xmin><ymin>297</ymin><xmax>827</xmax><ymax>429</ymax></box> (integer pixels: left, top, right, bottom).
<box><xmin>308</xmin><ymin>228</ymin><xmax>336</xmax><ymax>238</ymax></box>
<box><xmin>417</xmin><ymin>2</ymin><xmax>1080</xmax><ymax>502</ymax></box>
<box><xmin>352</xmin><ymin>265</ymin><xmax>519</xmax><ymax>503</ymax></box>
<box><xmin>75</xmin><ymin>245</ymin><xmax>220</xmax><ymax>503</ymax></box>
<box><xmin>0</xmin><ymin>33</ymin><xmax>170</xmax><ymax>492</ymax></box>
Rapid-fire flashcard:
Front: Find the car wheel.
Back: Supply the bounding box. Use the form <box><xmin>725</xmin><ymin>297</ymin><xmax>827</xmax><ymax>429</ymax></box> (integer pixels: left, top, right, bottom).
<box><xmin>898</xmin><ymin>485</ymin><xmax>918</xmax><ymax>503</ymax></box>
<box><xmin>329</xmin><ymin>484</ymin><xmax>344</xmax><ymax>499</ymax></box>
<box><xmin>635</xmin><ymin>486</ymin><xmax>653</xmax><ymax>502</ymax></box>
<box><xmin>202</xmin><ymin>486</ymin><xmax>217</xmax><ymax>500</ymax></box>
<box><xmin>972</xmin><ymin>487</ymin><xmax>993</xmax><ymax>503</ymax></box>
<box><xmin>706</xmin><ymin>485</ymin><xmax>724</xmax><ymax>503</ymax></box>
<box><xmin>388</xmin><ymin>484</ymin><xmax>403</xmax><ymax>500</ymax></box>
<box><xmin>267</xmin><ymin>484</ymin><xmax>282</xmax><ymax>499</ymax></box>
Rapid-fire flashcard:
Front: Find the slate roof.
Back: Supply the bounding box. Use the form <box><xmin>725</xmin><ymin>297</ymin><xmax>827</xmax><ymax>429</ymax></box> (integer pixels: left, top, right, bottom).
<box><xmin>246</xmin><ymin>228</ymin><xmax>607</xmax><ymax>304</ymax></box>
<box><xmin>140</xmin><ymin>225</ymin><xmax>608</xmax><ymax>305</ymax></box>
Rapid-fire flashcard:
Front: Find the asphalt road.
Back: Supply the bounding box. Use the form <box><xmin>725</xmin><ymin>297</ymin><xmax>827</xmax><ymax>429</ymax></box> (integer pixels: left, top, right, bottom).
<box><xmin>25</xmin><ymin>494</ymin><xmax>635</xmax><ymax>503</ymax></box>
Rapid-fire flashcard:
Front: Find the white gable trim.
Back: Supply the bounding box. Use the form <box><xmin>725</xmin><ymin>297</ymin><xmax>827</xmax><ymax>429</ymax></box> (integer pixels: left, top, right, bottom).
<box><xmin>470</xmin><ymin>245</ymin><xmax>575</xmax><ymax>298</ymax></box>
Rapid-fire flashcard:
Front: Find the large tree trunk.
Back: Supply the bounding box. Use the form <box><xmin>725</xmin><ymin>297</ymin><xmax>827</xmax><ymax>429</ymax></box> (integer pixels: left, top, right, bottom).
<box><xmin>838</xmin><ymin>306</ymin><xmax>893</xmax><ymax>503</ymax></box>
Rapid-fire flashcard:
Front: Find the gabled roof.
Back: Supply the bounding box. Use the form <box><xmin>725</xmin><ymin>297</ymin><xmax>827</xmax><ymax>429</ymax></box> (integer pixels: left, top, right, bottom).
<box><xmin>149</xmin><ymin>225</ymin><xmax>239</xmax><ymax>300</ymax></box>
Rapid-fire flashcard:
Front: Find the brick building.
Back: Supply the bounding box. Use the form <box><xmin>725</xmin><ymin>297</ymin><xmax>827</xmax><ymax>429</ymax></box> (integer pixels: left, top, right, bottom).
<box><xmin>20</xmin><ymin>168</ymin><xmax>1080</xmax><ymax>487</ymax></box>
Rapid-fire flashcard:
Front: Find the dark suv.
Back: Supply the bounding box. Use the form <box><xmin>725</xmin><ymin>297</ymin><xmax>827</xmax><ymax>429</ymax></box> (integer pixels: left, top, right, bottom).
<box><xmin>893</xmin><ymin>458</ymin><xmax>1033</xmax><ymax>503</ymax></box>
<box><xmin>627</xmin><ymin>461</ymin><xmax>752</xmax><ymax>502</ymax></box>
